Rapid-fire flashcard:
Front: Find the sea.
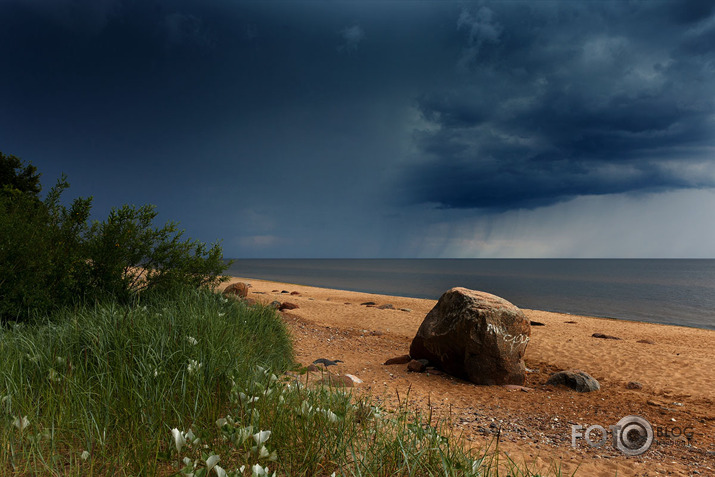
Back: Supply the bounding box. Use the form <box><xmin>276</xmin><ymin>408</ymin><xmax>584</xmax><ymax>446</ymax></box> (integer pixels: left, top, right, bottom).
<box><xmin>226</xmin><ymin>259</ymin><xmax>715</xmax><ymax>331</ymax></box>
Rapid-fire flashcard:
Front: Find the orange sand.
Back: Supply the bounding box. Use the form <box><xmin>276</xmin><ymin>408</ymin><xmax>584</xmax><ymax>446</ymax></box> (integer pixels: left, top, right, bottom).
<box><xmin>226</xmin><ymin>276</ymin><xmax>715</xmax><ymax>477</ymax></box>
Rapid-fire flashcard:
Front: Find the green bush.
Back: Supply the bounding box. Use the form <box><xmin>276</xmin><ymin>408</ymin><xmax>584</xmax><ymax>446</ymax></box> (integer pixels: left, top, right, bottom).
<box><xmin>0</xmin><ymin>154</ymin><xmax>229</xmax><ymax>323</ymax></box>
<box><xmin>0</xmin><ymin>176</ymin><xmax>91</xmax><ymax>321</ymax></box>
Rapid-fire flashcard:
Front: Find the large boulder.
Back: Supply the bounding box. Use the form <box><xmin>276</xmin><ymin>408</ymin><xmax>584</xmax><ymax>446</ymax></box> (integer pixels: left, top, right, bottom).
<box><xmin>409</xmin><ymin>287</ymin><xmax>531</xmax><ymax>385</ymax></box>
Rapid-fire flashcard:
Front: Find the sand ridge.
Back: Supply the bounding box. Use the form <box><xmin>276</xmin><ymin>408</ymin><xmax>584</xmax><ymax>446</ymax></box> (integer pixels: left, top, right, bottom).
<box><xmin>227</xmin><ymin>277</ymin><xmax>715</xmax><ymax>477</ymax></box>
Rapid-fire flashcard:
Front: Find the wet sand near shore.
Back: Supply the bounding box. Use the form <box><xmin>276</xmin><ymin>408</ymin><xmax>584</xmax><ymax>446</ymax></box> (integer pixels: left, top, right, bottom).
<box><xmin>226</xmin><ymin>277</ymin><xmax>715</xmax><ymax>477</ymax></box>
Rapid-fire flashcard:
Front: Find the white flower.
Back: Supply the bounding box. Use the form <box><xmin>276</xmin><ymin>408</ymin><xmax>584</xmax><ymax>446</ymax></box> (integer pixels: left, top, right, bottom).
<box><xmin>80</xmin><ymin>450</ymin><xmax>90</xmax><ymax>461</ymax></box>
<box><xmin>325</xmin><ymin>409</ymin><xmax>338</xmax><ymax>423</ymax></box>
<box><xmin>183</xmin><ymin>457</ymin><xmax>193</xmax><ymax>466</ymax></box>
<box><xmin>252</xmin><ymin>463</ymin><xmax>270</xmax><ymax>476</ymax></box>
<box><xmin>257</xmin><ymin>445</ymin><xmax>270</xmax><ymax>459</ymax></box>
<box><xmin>214</xmin><ymin>464</ymin><xmax>227</xmax><ymax>477</ymax></box>
<box><xmin>236</xmin><ymin>426</ymin><xmax>253</xmax><ymax>445</ymax></box>
<box><xmin>205</xmin><ymin>455</ymin><xmax>220</xmax><ymax>474</ymax></box>
<box><xmin>171</xmin><ymin>428</ymin><xmax>186</xmax><ymax>453</ymax></box>
<box><xmin>300</xmin><ymin>400</ymin><xmax>313</xmax><ymax>416</ymax></box>
<box><xmin>48</xmin><ymin>369</ymin><xmax>61</xmax><ymax>382</ymax></box>
<box><xmin>253</xmin><ymin>430</ymin><xmax>271</xmax><ymax>445</ymax></box>
<box><xmin>13</xmin><ymin>416</ymin><xmax>29</xmax><ymax>431</ymax></box>
<box><xmin>186</xmin><ymin>336</ymin><xmax>198</xmax><ymax>346</ymax></box>
<box><xmin>187</xmin><ymin>360</ymin><xmax>203</xmax><ymax>375</ymax></box>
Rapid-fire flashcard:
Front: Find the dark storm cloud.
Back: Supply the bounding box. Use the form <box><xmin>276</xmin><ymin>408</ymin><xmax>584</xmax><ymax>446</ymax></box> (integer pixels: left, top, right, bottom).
<box><xmin>404</xmin><ymin>2</ymin><xmax>715</xmax><ymax>210</ymax></box>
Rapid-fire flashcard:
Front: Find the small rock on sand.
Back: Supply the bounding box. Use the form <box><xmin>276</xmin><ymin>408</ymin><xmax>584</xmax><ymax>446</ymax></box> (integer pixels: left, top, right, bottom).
<box><xmin>530</xmin><ymin>321</ymin><xmax>546</xmax><ymax>326</ymax></box>
<box><xmin>279</xmin><ymin>302</ymin><xmax>299</xmax><ymax>311</ymax></box>
<box><xmin>360</xmin><ymin>301</ymin><xmax>376</xmax><ymax>306</ymax></box>
<box><xmin>223</xmin><ymin>282</ymin><xmax>250</xmax><ymax>299</ymax></box>
<box><xmin>407</xmin><ymin>359</ymin><xmax>427</xmax><ymax>373</ymax></box>
<box><xmin>384</xmin><ymin>355</ymin><xmax>411</xmax><ymax>365</ymax></box>
<box><xmin>592</xmin><ymin>333</ymin><xmax>621</xmax><ymax>340</ymax></box>
<box><xmin>502</xmin><ymin>384</ymin><xmax>533</xmax><ymax>392</ymax></box>
<box><xmin>546</xmin><ymin>370</ymin><xmax>600</xmax><ymax>392</ymax></box>
<box><xmin>316</xmin><ymin>374</ymin><xmax>354</xmax><ymax>388</ymax></box>
<box><xmin>626</xmin><ymin>381</ymin><xmax>643</xmax><ymax>389</ymax></box>
<box><xmin>377</xmin><ymin>304</ymin><xmax>394</xmax><ymax>310</ymax></box>
<box><xmin>637</xmin><ymin>339</ymin><xmax>655</xmax><ymax>344</ymax></box>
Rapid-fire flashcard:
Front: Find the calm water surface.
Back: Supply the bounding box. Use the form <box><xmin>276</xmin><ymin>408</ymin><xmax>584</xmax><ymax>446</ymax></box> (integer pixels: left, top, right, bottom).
<box><xmin>227</xmin><ymin>259</ymin><xmax>715</xmax><ymax>330</ymax></box>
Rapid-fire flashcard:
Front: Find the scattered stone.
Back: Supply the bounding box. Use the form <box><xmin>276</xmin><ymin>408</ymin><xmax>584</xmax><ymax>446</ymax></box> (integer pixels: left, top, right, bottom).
<box><xmin>410</xmin><ymin>287</ymin><xmax>531</xmax><ymax>385</ymax></box>
<box><xmin>377</xmin><ymin>304</ymin><xmax>395</xmax><ymax>310</ymax></box>
<box><xmin>223</xmin><ymin>282</ymin><xmax>250</xmax><ymax>299</ymax></box>
<box><xmin>637</xmin><ymin>339</ymin><xmax>655</xmax><ymax>344</ymax></box>
<box><xmin>530</xmin><ymin>321</ymin><xmax>546</xmax><ymax>326</ymax></box>
<box><xmin>592</xmin><ymin>333</ymin><xmax>621</xmax><ymax>340</ymax></box>
<box><xmin>281</xmin><ymin>290</ymin><xmax>290</xmax><ymax>294</ymax></box>
<box><xmin>546</xmin><ymin>370</ymin><xmax>600</xmax><ymax>392</ymax></box>
<box><xmin>626</xmin><ymin>381</ymin><xmax>643</xmax><ymax>390</ymax></box>
<box><xmin>272</xmin><ymin>289</ymin><xmax>279</xmax><ymax>293</ymax></box>
<box><xmin>564</xmin><ymin>321</ymin><xmax>577</xmax><ymax>324</ymax></box>
<box><xmin>316</xmin><ymin>373</ymin><xmax>354</xmax><ymax>388</ymax></box>
<box><xmin>290</xmin><ymin>291</ymin><xmax>300</xmax><ymax>295</ymax></box>
<box><xmin>344</xmin><ymin>374</ymin><xmax>363</xmax><ymax>384</ymax></box>
<box><xmin>502</xmin><ymin>384</ymin><xmax>533</xmax><ymax>392</ymax></box>
<box><xmin>369</xmin><ymin>330</ymin><xmax>384</xmax><ymax>336</ymax></box>
<box><xmin>384</xmin><ymin>355</ymin><xmax>411</xmax><ymax>365</ymax></box>
<box><xmin>360</xmin><ymin>301</ymin><xmax>376</xmax><ymax>306</ymax></box>
<box><xmin>344</xmin><ymin>303</ymin><xmax>352</xmax><ymax>305</ymax></box>
<box><xmin>407</xmin><ymin>359</ymin><xmax>427</xmax><ymax>373</ymax></box>
<box><xmin>279</xmin><ymin>302</ymin><xmax>299</xmax><ymax>311</ymax></box>
<box><xmin>313</xmin><ymin>358</ymin><xmax>343</xmax><ymax>367</ymax></box>
<box><xmin>269</xmin><ymin>301</ymin><xmax>281</xmax><ymax>309</ymax></box>
<box><xmin>400</xmin><ymin>308</ymin><xmax>412</xmax><ymax>312</ymax></box>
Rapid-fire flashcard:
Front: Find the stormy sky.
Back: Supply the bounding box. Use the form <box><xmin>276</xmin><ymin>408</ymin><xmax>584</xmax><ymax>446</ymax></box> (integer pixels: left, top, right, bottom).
<box><xmin>3</xmin><ymin>0</ymin><xmax>715</xmax><ymax>258</ymax></box>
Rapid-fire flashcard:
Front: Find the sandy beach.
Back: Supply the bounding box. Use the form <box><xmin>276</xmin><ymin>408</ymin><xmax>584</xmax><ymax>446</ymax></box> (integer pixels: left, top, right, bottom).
<box><xmin>225</xmin><ymin>276</ymin><xmax>715</xmax><ymax>477</ymax></box>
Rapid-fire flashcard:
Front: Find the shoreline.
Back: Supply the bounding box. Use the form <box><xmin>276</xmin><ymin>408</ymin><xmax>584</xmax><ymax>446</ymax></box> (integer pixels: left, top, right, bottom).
<box><xmin>225</xmin><ymin>275</ymin><xmax>715</xmax><ymax>477</ymax></box>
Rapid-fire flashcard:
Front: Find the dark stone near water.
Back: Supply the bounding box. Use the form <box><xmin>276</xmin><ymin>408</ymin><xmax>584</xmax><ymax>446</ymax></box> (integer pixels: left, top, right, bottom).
<box><xmin>377</xmin><ymin>304</ymin><xmax>395</xmax><ymax>310</ymax></box>
<box><xmin>360</xmin><ymin>301</ymin><xmax>376</xmax><ymax>306</ymax></box>
<box><xmin>546</xmin><ymin>370</ymin><xmax>600</xmax><ymax>392</ymax></box>
<box><xmin>530</xmin><ymin>321</ymin><xmax>545</xmax><ymax>326</ymax></box>
<box><xmin>564</xmin><ymin>321</ymin><xmax>577</xmax><ymax>324</ymax></box>
<box><xmin>592</xmin><ymin>333</ymin><xmax>621</xmax><ymax>340</ymax></box>
<box><xmin>279</xmin><ymin>302</ymin><xmax>299</xmax><ymax>311</ymax></box>
<box><xmin>384</xmin><ymin>355</ymin><xmax>411</xmax><ymax>365</ymax></box>
<box><xmin>290</xmin><ymin>291</ymin><xmax>300</xmax><ymax>295</ymax></box>
<box><xmin>410</xmin><ymin>287</ymin><xmax>531</xmax><ymax>385</ymax></box>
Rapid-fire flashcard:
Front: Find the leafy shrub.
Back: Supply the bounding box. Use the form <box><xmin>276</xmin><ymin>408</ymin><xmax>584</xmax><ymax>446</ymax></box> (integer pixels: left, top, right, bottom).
<box><xmin>0</xmin><ymin>154</ymin><xmax>229</xmax><ymax>322</ymax></box>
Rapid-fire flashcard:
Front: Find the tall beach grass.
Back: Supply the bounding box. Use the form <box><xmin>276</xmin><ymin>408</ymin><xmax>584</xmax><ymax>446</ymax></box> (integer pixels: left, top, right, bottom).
<box><xmin>0</xmin><ymin>288</ymin><xmax>569</xmax><ymax>476</ymax></box>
